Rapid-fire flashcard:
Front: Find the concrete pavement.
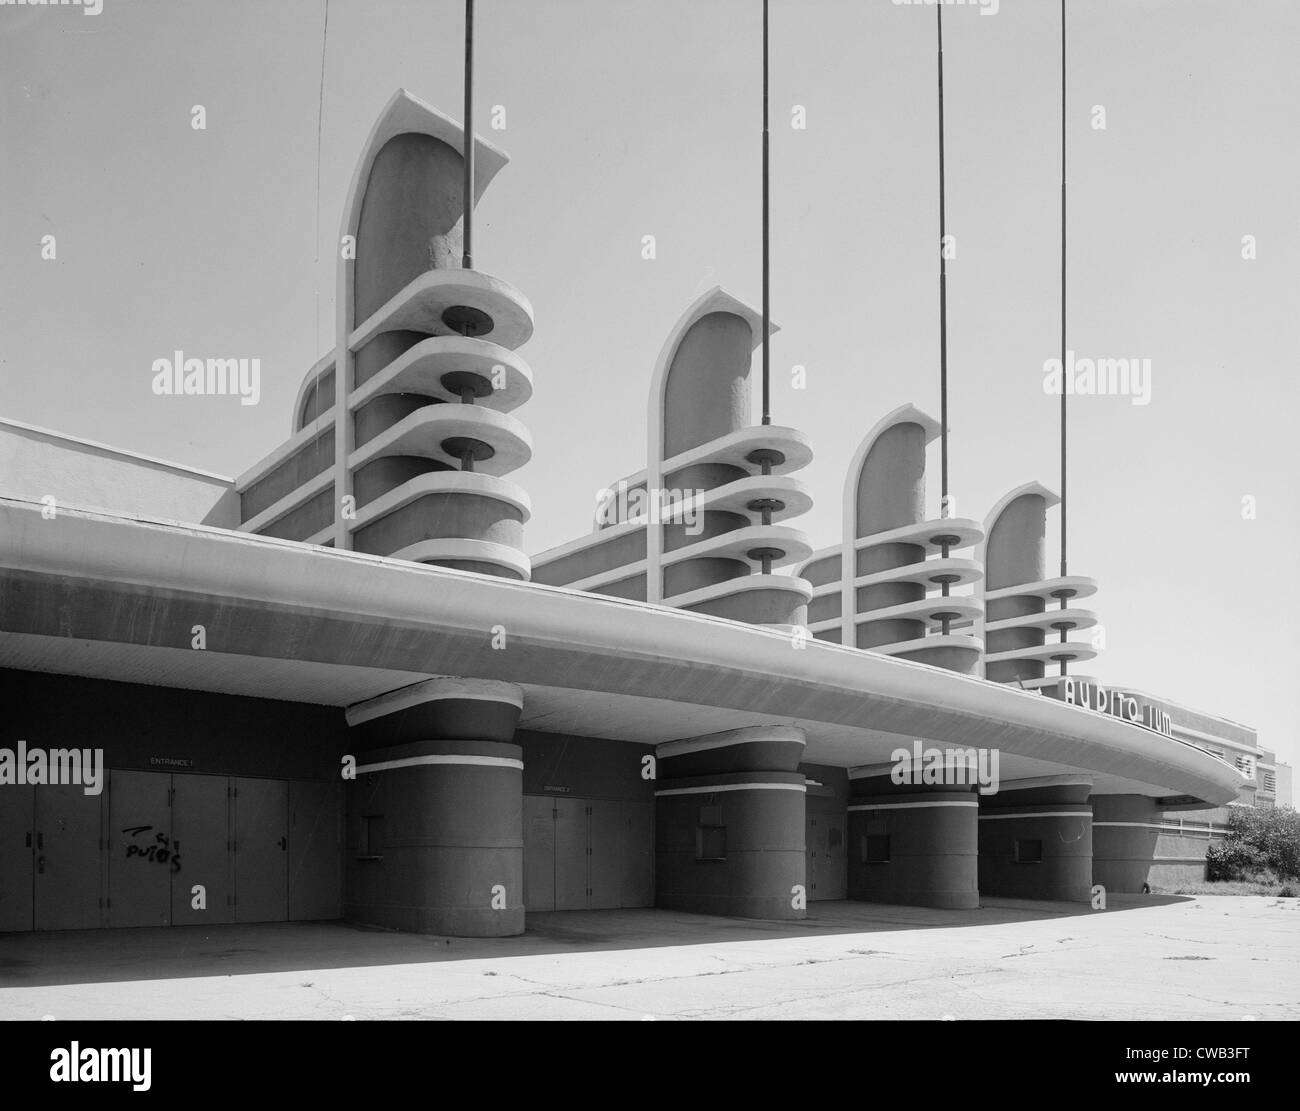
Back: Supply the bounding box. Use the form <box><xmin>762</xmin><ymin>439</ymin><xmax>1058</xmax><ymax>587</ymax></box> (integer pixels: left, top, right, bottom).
<box><xmin>1</xmin><ymin>895</ymin><xmax>1296</xmax><ymax>1020</ymax></box>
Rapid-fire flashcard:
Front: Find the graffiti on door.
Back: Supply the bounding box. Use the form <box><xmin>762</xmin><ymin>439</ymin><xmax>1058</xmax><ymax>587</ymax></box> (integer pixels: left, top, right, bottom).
<box><xmin>121</xmin><ymin>825</ymin><xmax>183</xmax><ymax>874</ymax></box>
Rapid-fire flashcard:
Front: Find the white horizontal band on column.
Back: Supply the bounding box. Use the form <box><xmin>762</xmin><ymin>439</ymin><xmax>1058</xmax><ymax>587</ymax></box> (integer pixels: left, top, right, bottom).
<box><xmin>848</xmin><ymin>800</ymin><xmax>978</xmax><ymax>811</ymax></box>
<box><xmin>654</xmin><ymin>783</ymin><xmax>806</xmax><ymax>797</ymax></box>
<box><xmin>1093</xmin><ymin>821</ymin><xmax>1224</xmax><ymax>834</ymax></box>
<box><xmin>354</xmin><ymin>755</ymin><xmax>523</xmax><ymax>774</ymax></box>
<box><xmin>978</xmin><ymin>810</ymin><xmax>1092</xmax><ymax>821</ymax></box>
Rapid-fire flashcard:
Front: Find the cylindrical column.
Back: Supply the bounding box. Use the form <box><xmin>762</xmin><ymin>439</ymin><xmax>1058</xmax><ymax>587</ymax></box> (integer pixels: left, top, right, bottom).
<box><xmin>654</xmin><ymin>726</ymin><xmax>807</xmax><ymax>920</ymax></box>
<box><xmin>978</xmin><ymin>778</ymin><xmax>1092</xmax><ymax>902</ymax></box>
<box><xmin>1091</xmin><ymin>794</ymin><xmax>1181</xmax><ymax>894</ymax></box>
<box><xmin>847</xmin><ymin>772</ymin><xmax>979</xmax><ymax>909</ymax></box>
<box><xmin>343</xmin><ymin>678</ymin><xmax>524</xmax><ymax>936</ymax></box>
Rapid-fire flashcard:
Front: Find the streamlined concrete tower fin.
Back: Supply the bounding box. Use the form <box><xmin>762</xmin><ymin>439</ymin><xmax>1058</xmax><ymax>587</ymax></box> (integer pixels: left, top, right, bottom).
<box><xmin>237</xmin><ymin>90</ymin><xmax>535</xmax><ymax>583</ymax></box>
<box><xmin>799</xmin><ymin>403</ymin><xmax>984</xmax><ymax>675</ymax></box>
<box><xmin>980</xmin><ymin>481</ymin><xmax>1100</xmax><ymax>686</ymax></box>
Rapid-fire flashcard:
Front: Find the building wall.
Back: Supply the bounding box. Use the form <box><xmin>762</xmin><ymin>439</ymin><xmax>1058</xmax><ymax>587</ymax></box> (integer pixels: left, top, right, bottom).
<box><xmin>516</xmin><ymin>730</ymin><xmax>655</xmax><ymax>802</ymax></box>
<box><xmin>1092</xmin><ymin>794</ymin><xmax>1224</xmax><ymax>892</ymax></box>
<box><xmin>1</xmin><ymin>669</ymin><xmax>348</xmax><ymax>931</ymax></box>
<box><xmin>4</xmin><ymin>669</ymin><xmax>348</xmax><ymax>780</ymax></box>
<box><xmin>0</xmin><ymin>418</ymin><xmax>238</xmax><ymax>528</ymax></box>
<box><xmin>240</xmin><ymin>429</ymin><xmax>334</xmax><ymax>523</ymax></box>
<box><xmin>1277</xmin><ymin>763</ymin><xmax>1294</xmax><ymax>810</ymax></box>
<box><xmin>516</xmin><ymin>731</ymin><xmax>656</xmax><ymax>912</ymax></box>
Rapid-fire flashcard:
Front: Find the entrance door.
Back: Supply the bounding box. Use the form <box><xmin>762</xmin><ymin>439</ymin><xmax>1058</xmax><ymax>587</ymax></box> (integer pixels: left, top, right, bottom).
<box><xmin>525</xmin><ymin>796</ymin><xmax>655</xmax><ymax>912</ymax></box>
<box><xmin>172</xmin><ymin>774</ymin><xmax>232</xmax><ymax>925</ymax></box>
<box><xmin>806</xmin><ymin>813</ymin><xmax>820</xmax><ymax>898</ymax></box>
<box><xmin>553</xmin><ymin>797</ymin><xmax>588</xmax><ymax>911</ymax></box>
<box><xmin>0</xmin><ymin>785</ymin><xmax>34</xmax><ymax>931</ymax></box>
<box><xmin>232</xmin><ymin>778</ymin><xmax>287</xmax><ymax>923</ymax></box>
<box><xmin>621</xmin><ymin>801</ymin><xmax>654</xmax><ymax>908</ymax></box>
<box><xmin>822</xmin><ymin>814</ymin><xmax>846</xmax><ymax>900</ymax></box>
<box><xmin>34</xmin><ymin>785</ymin><xmax>103</xmax><ymax>930</ymax></box>
<box><xmin>108</xmin><ymin>770</ymin><xmax>172</xmax><ymax>928</ymax></box>
<box><xmin>522</xmin><ymin>795</ymin><xmax>556</xmax><ymax>911</ymax></box>
<box><xmin>587</xmin><ymin>800</ymin><xmax>625</xmax><ymax>910</ymax></box>
<box><xmin>806</xmin><ymin>811</ymin><xmax>846</xmax><ymax>901</ymax></box>
<box><xmin>288</xmin><ymin>780</ymin><xmax>341</xmax><ymax>920</ymax></box>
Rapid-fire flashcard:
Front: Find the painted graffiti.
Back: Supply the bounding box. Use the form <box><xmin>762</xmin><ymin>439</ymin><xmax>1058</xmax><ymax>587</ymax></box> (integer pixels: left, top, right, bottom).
<box><xmin>121</xmin><ymin>826</ymin><xmax>182</xmax><ymax>874</ymax></box>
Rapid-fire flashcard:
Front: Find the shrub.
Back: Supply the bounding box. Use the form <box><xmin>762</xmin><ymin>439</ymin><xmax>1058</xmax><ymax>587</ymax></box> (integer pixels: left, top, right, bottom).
<box><xmin>1207</xmin><ymin>806</ymin><xmax>1300</xmax><ymax>882</ymax></box>
<box><xmin>1206</xmin><ymin>838</ymin><xmax>1266</xmax><ymax>881</ymax></box>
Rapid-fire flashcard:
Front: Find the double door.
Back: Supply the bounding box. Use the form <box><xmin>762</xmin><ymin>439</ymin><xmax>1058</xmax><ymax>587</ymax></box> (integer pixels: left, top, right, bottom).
<box><xmin>0</xmin><ymin>784</ymin><xmax>102</xmax><ymax>932</ymax></box>
<box><xmin>107</xmin><ymin>772</ymin><xmax>291</xmax><ymax>927</ymax></box>
<box><xmin>523</xmin><ymin>796</ymin><xmax>653</xmax><ymax>911</ymax></box>
<box><xmin>0</xmin><ymin>772</ymin><xmax>338</xmax><ymax>931</ymax></box>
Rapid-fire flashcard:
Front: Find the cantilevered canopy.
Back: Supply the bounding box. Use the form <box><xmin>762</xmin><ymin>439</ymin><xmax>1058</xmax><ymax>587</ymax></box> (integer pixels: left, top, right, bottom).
<box><xmin>0</xmin><ymin>497</ymin><xmax>1241</xmax><ymax>809</ymax></box>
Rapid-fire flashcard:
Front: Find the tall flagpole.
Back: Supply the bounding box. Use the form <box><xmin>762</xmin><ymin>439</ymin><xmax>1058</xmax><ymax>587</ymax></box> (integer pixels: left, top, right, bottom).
<box><xmin>933</xmin><ymin>5</ymin><xmax>960</xmax><ymax>638</ymax></box>
<box><xmin>462</xmin><ymin>0</ymin><xmax>475</xmax><ymax>272</ymax></box>
<box><xmin>746</xmin><ymin>0</ymin><xmax>783</xmax><ymax>557</ymax></box>
<box><xmin>1059</xmin><ymin>0</ymin><xmax>1068</xmax><ymax>579</ymax></box>
<box><xmin>1052</xmin><ymin>0</ymin><xmax>1073</xmax><ymax>676</ymax></box>
<box><xmin>761</xmin><ymin>0</ymin><xmax>771</xmax><ymax>426</ymax></box>
<box><xmin>937</xmin><ymin>5</ymin><xmax>949</xmax><ymax>513</ymax></box>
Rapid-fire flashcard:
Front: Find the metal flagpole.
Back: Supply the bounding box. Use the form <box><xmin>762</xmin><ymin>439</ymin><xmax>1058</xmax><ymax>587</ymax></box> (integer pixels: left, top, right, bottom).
<box><xmin>761</xmin><ymin>0</ymin><xmax>771</xmax><ymax>426</ymax></box>
<box><xmin>1059</xmin><ymin>0</ymin><xmax>1068</xmax><ymax>579</ymax></box>
<box><xmin>463</xmin><ymin>0</ymin><xmax>475</xmax><ymax>272</ymax></box>
<box><xmin>938</xmin><ymin>5</ymin><xmax>950</xmax><ymax>512</ymax></box>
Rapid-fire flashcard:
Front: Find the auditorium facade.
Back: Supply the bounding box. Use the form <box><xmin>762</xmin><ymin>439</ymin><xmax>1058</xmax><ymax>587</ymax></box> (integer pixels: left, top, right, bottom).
<box><xmin>0</xmin><ymin>91</ymin><xmax>1270</xmax><ymax>936</ymax></box>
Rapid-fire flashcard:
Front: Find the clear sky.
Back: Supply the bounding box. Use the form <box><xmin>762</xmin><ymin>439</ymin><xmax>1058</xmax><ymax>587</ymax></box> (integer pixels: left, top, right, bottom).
<box><xmin>3</xmin><ymin>0</ymin><xmax>1296</xmax><ymax>768</ymax></box>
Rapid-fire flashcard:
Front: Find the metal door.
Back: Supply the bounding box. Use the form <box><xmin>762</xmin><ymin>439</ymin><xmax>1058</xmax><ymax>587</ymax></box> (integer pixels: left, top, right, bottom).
<box><xmin>553</xmin><ymin>796</ymin><xmax>588</xmax><ymax>910</ymax></box>
<box><xmin>806</xmin><ymin>813</ymin><xmax>821</xmax><ymax>898</ymax></box>
<box><xmin>34</xmin><ymin>784</ymin><xmax>103</xmax><ymax>930</ymax></box>
<box><xmin>108</xmin><ymin>770</ymin><xmax>172</xmax><ymax>927</ymax></box>
<box><xmin>522</xmin><ymin>795</ymin><xmax>556</xmax><ymax>911</ymax></box>
<box><xmin>233</xmin><ymin>777</ymin><xmax>287</xmax><ymax>923</ymax></box>
<box><xmin>822</xmin><ymin>814</ymin><xmax>847</xmax><ymax>900</ymax></box>
<box><xmin>289</xmin><ymin>780</ymin><xmax>341</xmax><ymax>920</ymax></box>
<box><xmin>807</xmin><ymin>811</ymin><xmax>847</xmax><ymax>901</ymax></box>
<box><xmin>620</xmin><ymin>801</ymin><xmax>654</xmax><ymax>908</ymax></box>
<box><xmin>587</xmin><ymin>800</ymin><xmax>624</xmax><ymax>910</ymax></box>
<box><xmin>171</xmin><ymin>774</ymin><xmax>233</xmax><ymax>925</ymax></box>
<box><xmin>0</xmin><ymin>785</ymin><xmax>34</xmax><ymax>931</ymax></box>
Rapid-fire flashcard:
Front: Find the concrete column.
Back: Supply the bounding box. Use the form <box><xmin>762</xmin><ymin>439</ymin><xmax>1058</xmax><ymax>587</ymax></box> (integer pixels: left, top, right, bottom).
<box><xmin>655</xmin><ymin>726</ymin><xmax>807</xmax><ymax>920</ymax></box>
<box><xmin>978</xmin><ymin>777</ymin><xmax>1093</xmax><ymax>902</ymax></box>
<box><xmin>343</xmin><ymin>678</ymin><xmax>524</xmax><ymax>936</ymax></box>
<box><xmin>847</xmin><ymin>771</ymin><xmax>979</xmax><ymax>909</ymax></box>
<box><xmin>1091</xmin><ymin>794</ymin><xmax>1213</xmax><ymax>893</ymax></box>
